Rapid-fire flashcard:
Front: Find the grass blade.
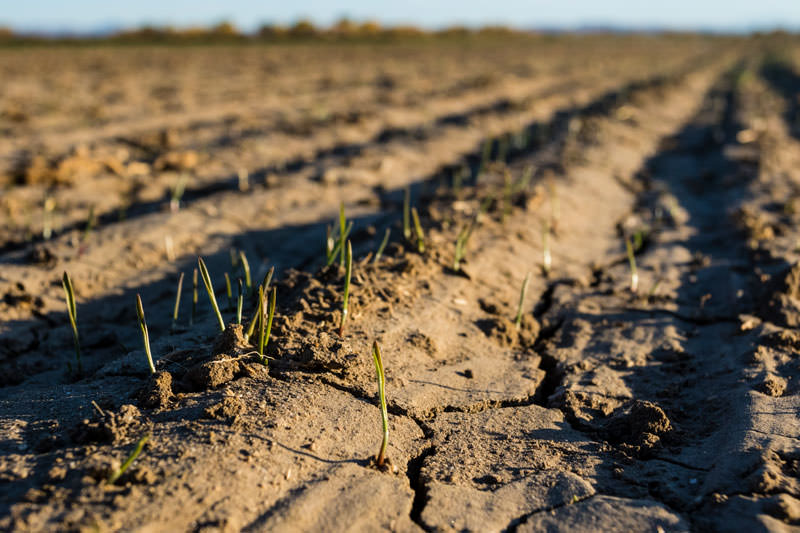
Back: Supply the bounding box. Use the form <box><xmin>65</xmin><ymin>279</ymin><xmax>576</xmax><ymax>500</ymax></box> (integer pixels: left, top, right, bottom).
<box><xmin>542</xmin><ymin>220</ymin><xmax>552</xmax><ymax>276</ymax></box>
<box><xmin>245</xmin><ymin>266</ymin><xmax>275</xmax><ymax>342</ymax></box>
<box><xmin>224</xmin><ymin>272</ymin><xmax>233</xmax><ymax>311</ymax></box>
<box><xmin>403</xmin><ymin>187</ymin><xmax>411</xmax><ymax>240</ymax></box>
<box><xmin>373</xmin><ymin>228</ymin><xmax>391</xmax><ymax>263</ymax></box>
<box><xmin>625</xmin><ymin>236</ymin><xmax>638</xmax><ymax>294</ymax></box>
<box><xmin>411</xmin><ymin>207</ymin><xmax>425</xmax><ymax>253</ymax></box>
<box><xmin>514</xmin><ymin>272</ymin><xmax>531</xmax><ymax>328</ymax></box>
<box><xmin>326</xmin><ymin>220</ymin><xmax>353</xmax><ymax>267</ymax></box>
<box><xmin>171</xmin><ymin>272</ymin><xmax>184</xmax><ymax>331</ymax></box>
<box><xmin>339</xmin><ymin>203</ymin><xmax>347</xmax><ymax>267</ymax></box>
<box><xmin>453</xmin><ymin>225</ymin><xmax>470</xmax><ymax>271</ymax></box>
<box><xmin>136</xmin><ymin>294</ymin><xmax>156</xmax><ymax>374</ymax></box>
<box><xmin>61</xmin><ymin>271</ymin><xmax>81</xmax><ymax>374</ymax></box>
<box><xmin>197</xmin><ymin>257</ymin><xmax>226</xmax><ymax>332</ymax></box>
<box><xmin>371</xmin><ymin>340</ymin><xmax>388</xmax><ymax>467</ymax></box>
<box><xmin>338</xmin><ymin>240</ymin><xmax>353</xmax><ymax>336</ymax></box>
<box><xmin>80</xmin><ymin>206</ymin><xmax>96</xmax><ymax>243</ymax></box>
<box><xmin>258</xmin><ymin>286</ymin><xmax>276</xmax><ymax>364</ymax></box>
<box><xmin>238</xmin><ymin>251</ymin><xmax>252</xmax><ymax>294</ymax></box>
<box><xmin>106</xmin><ymin>434</ymin><xmax>150</xmax><ymax>485</ymax></box>
<box><xmin>170</xmin><ymin>174</ymin><xmax>187</xmax><ymax>212</ymax></box>
<box><xmin>236</xmin><ymin>278</ymin><xmax>243</xmax><ymax>325</ymax></box>
<box><xmin>191</xmin><ymin>268</ymin><xmax>198</xmax><ymax>326</ymax></box>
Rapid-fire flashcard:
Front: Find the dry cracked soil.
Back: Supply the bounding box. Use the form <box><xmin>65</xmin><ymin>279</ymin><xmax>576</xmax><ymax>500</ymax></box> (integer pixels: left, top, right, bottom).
<box><xmin>2</xmin><ymin>34</ymin><xmax>800</xmax><ymax>532</ymax></box>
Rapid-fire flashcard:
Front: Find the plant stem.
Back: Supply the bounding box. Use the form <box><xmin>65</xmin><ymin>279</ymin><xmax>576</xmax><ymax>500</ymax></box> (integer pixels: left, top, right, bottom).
<box><xmin>236</xmin><ymin>279</ymin><xmax>243</xmax><ymax>325</ymax></box>
<box><xmin>136</xmin><ymin>294</ymin><xmax>156</xmax><ymax>374</ymax></box>
<box><xmin>61</xmin><ymin>271</ymin><xmax>81</xmax><ymax>374</ymax></box>
<box><xmin>170</xmin><ymin>174</ymin><xmax>187</xmax><ymax>212</ymax></box>
<box><xmin>107</xmin><ymin>434</ymin><xmax>150</xmax><ymax>485</ymax></box>
<box><xmin>411</xmin><ymin>207</ymin><xmax>425</xmax><ymax>253</ymax></box>
<box><xmin>326</xmin><ymin>220</ymin><xmax>353</xmax><ymax>267</ymax></box>
<box><xmin>80</xmin><ymin>206</ymin><xmax>95</xmax><ymax>243</ymax></box>
<box><xmin>224</xmin><ymin>272</ymin><xmax>233</xmax><ymax>311</ymax></box>
<box><xmin>339</xmin><ymin>202</ymin><xmax>347</xmax><ymax>267</ymax></box>
<box><xmin>371</xmin><ymin>341</ymin><xmax>388</xmax><ymax>467</ymax></box>
<box><xmin>453</xmin><ymin>225</ymin><xmax>470</xmax><ymax>271</ymax></box>
<box><xmin>238</xmin><ymin>251</ymin><xmax>251</xmax><ymax>294</ymax></box>
<box><xmin>373</xmin><ymin>228</ymin><xmax>391</xmax><ymax>263</ymax></box>
<box><xmin>191</xmin><ymin>268</ymin><xmax>198</xmax><ymax>326</ymax></box>
<box><xmin>244</xmin><ymin>267</ymin><xmax>275</xmax><ymax>342</ymax></box>
<box><xmin>171</xmin><ymin>272</ymin><xmax>184</xmax><ymax>331</ymax></box>
<box><xmin>514</xmin><ymin>272</ymin><xmax>531</xmax><ymax>328</ymax></box>
<box><xmin>403</xmin><ymin>187</ymin><xmax>411</xmax><ymax>240</ymax></box>
<box><xmin>625</xmin><ymin>236</ymin><xmax>639</xmax><ymax>294</ymax></box>
<box><xmin>245</xmin><ymin>284</ymin><xmax>263</xmax><ymax>343</ymax></box>
<box><xmin>197</xmin><ymin>257</ymin><xmax>226</xmax><ymax>332</ymax></box>
<box><xmin>338</xmin><ymin>240</ymin><xmax>352</xmax><ymax>336</ymax></box>
<box><xmin>258</xmin><ymin>286</ymin><xmax>276</xmax><ymax>364</ymax></box>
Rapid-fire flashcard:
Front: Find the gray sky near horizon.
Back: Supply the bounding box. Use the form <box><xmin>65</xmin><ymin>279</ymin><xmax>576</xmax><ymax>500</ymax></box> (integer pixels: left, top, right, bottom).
<box><xmin>3</xmin><ymin>0</ymin><xmax>800</xmax><ymax>34</ymax></box>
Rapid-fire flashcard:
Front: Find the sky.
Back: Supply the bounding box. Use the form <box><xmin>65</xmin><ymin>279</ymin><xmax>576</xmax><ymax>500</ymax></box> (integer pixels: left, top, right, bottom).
<box><xmin>3</xmin><ymin>0</ymin><xmax>800</xmax><ymax>34</ymax></box>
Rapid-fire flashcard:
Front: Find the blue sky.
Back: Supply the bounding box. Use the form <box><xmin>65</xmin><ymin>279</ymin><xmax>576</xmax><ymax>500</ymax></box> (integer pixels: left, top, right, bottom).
<box><xmin>3</xmin><ymin>0</ymin><xmax>800</xmax><ymax>34</ymax></box>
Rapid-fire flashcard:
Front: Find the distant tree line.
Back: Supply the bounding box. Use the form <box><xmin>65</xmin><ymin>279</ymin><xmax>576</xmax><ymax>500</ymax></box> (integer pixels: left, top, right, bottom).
<box><xmin>0</xmin><ymin>19</ymin><xmax>525</xmax><ymax>45</ymax></box>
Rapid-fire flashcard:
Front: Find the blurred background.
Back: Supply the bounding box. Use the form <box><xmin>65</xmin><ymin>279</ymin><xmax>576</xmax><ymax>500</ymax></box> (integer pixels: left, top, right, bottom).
<box><xmin>2</xmin><ymin>0</ymin><xmax>800</xmax><ymax>38</ymax></box>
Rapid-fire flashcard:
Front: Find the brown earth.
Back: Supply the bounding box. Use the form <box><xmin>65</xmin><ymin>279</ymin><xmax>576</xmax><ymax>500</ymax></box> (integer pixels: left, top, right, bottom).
<box><xmin>1</xmin><ymin>35</ymin><xmax>800</xmax><ymax>532</ymax></box>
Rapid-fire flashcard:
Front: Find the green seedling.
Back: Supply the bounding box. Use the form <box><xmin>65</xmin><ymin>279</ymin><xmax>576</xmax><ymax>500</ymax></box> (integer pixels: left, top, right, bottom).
<box><xmin>411</xmin><ymin>207</ymin><xmax>425</xmax><ymax>253</ymax></box>
<box><xmin>246</xmin><ymin>287</ymin><xmax>263</xmax><ymax>344</ymax></box>
<box><xmin>43</xmin><ymin>196</ymin><xmax>55</xmax><ymax>240</ymax></box>
<box><xmin>338</xmin><ymin>203</ymin><xmax>347</xmax><ymax>266</ymax></box>
<box><xmin>646</xmin><ymin>278</ymin><xmax>662</xmax><ymax>302</ymax></box>
<box><xmin>542</xmin><ymin>220</ymin><xmax>552</xmax><ymax>276</ymax></box>
<box><xmin>237</xmin><ymin>168</ymin><xmax>250</xmax><ymax>192</ymax></box>
<box><xmin>373</xmin><ymin>228</ymin><xmax>391</xmax><ymax>263</ymax></box>
<box><xmin>197</xmin><ymin>257</ymin><xmax>225</xmax><ymax>332</ymax></box>
<box><xmin>164</xmin><ymin>235</ymin><xmax>175</xmax><ymax>262</ymax></box>
<box><xmin>625</xmin><ymin>236</ymin><xmax>639</xmax><ymax>294</ymax></box>
<box><xmin>403</xmin><ymin>187</ymin><xmax>411</xmax><ymax>240</ymax></box>
<box><xmin>136</xmin><ymin>294</ymin><xmax>156</xmax><ymax>374</ymax></box>
<box><xmin>633</xmin><ymin>229</ymin><xmax>645</xmax><ymax>252</ymax></box>
<box><xmin>106</xmin><ymin>434</ymin><xmax>150</xmax><ymax>485</ymax></box>
<box><xmin>257</xmin><ymin>285</ymin><xmax>276</xmax><ymax>364</ymax></box>
<box><xmin>238</xmin><ymin>251</ymin><xmax>252</xmax><ymax>293</ymax></box>
<box><xmin>191</xmin><ymin>268</ymin><xmax>198</xmax><ymax>326</ymax></box>
<box><xmin>236</xmin><ymin>279</ymin><xmax>243</xmax><ymax>325</ymax></box>
<box><xmin>244</xmin><ymin>267</ymin><xmax>275</xmax><ymax>342</ymax></box>
<box><xmin>371</xmin><ymin>340</ymin><xmax>389</xmax><ymax>468</ymax></box>
<box><xmin>260</xmin><ymin>266</ymin><xmax>275</xmax><ymax>296</ymax></box>
<box><xmin>230</xmin><ymin>248</ymin><xmax>239</xmax><ymax>269</ymax></box>
<box><xmin>80</xmin><ymin>206</ymin><xmax>96</xmax><ymax>243</ymax></box>
<box><xmin>61</xmin><ymin>271</ymin><xmax>81</xmax><ymax>374</ymax></box>
<box><xmin>513</xmin><ymin>165</ymin><xmax>535</xmax><ymax>194</ymax></box>
<box><xmin>514</xmin><ymin>272</ymin><xmax>531</xmax><ymax>329</ymax></box>
<box><xmin>338</xmin><ymin>240</ymin><xmax>353</xmax><ymax>336</ymax></box>
<box><xmin>170</xmin><ymin>174</ymin><xmax>188</xmax><ymax>212</ymax></box>
<box><xmin>453</xmin><ymin>224</ymin><xmax>473</xmax><ymax>272</ymax></box>
<box><xmin>171</xmin><ymin>272</ymin><xmax>184</xmax><ymax>331</ymax></box>
<box><xmin>326</xmin><ymin>220</ymin><xmax>353</xmax><ymax>267</ymax></box>
<box><xmin>224</xmin><ymin>272</ymin><xmax>233</xmax><ymax>311</ymax></box>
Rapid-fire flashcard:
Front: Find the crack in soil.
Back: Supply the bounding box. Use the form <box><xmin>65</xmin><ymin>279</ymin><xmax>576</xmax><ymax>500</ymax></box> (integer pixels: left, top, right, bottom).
<box><xmin>503</xmin><ymin>493</ymin><xmax>598</xmax><ymax>533</ymax></box>
<box><xmin>406</xmin><ymin>446</ymin><xmax>436</xmax><ymax>531</ymax></box>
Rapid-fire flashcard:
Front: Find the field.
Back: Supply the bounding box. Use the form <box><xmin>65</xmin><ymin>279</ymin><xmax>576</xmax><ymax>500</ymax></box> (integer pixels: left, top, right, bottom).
<box><xmin>2</xmin><ymin>34</ymin><xmax>800</xmax><ymax>531</ymax></box>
